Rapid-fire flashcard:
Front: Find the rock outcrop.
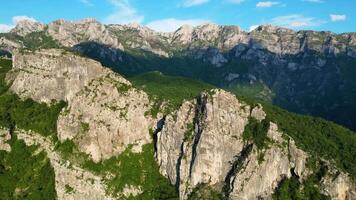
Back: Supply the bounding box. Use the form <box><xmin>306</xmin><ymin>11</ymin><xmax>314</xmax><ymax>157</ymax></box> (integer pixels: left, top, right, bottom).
<box><xmin>10</xmin><ymin>19</ymin><xmax>45</xmax><ymax>36</ymax></box>
<box><xmin>322</xmin><ymin>170</ymin><xmax>356</xmax><ymax>200</ymax></box>
<box><xmin>47</xmin><ymin>18</ymin><xmax>122</xmax><ymax>49</ymax></box>
<box><xmin>7</xmin><ymin>49</ymin><xmax>152</xmax><ymax>162</ymax></box>
<box><xmin>57</xmin><ymin>73</ymin><xmax>152</xmax><ymax>162</ymax></box>
<box><xmin>7</xmin><ymin>49</ymin><xmax>106</xmax><ymax>103</ymax></box>
<box><xmin>16</xmin><ymin>129</ymin><xmax>113</xmax><ymax>200</ymax></box>
<box><xmin>156</xmin><ymin>89</ymin><xmax>355</xmax><ymax>200</ymax></box>
<box><xmin>0</xmin><ymin>127</ymin><xmax>11</xmax><ymax>152</ymax></box>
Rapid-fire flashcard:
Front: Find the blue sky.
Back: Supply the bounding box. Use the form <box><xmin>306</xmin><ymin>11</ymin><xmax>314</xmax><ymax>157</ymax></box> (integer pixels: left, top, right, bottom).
<box><xmin>0</xmin><ymin>0</ymin><xmax>355</xmax><ymax>33</ymax></box>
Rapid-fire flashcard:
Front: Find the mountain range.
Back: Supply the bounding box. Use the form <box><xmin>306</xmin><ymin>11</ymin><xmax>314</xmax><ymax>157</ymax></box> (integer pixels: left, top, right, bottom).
<box><xmin>0</xmin><ymin>18</ymin><xmax>355</xmax><ymax>200</ymax></box>
<box><xmin>2</xmin><ymin>18</ymin><xmax>355</xmax><ymax>131</ymax></box>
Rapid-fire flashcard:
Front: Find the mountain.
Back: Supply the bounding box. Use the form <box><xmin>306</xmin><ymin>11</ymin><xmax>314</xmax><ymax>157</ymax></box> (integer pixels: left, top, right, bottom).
<box><xmin>0</xmin><ymin>47</ymin><xmax>355</xmax><ymax>199</ymax></box>
<box><xmin>1</xmin><ymin>18</ymin><xmax>355</xmax><ymax>131</ymax></box>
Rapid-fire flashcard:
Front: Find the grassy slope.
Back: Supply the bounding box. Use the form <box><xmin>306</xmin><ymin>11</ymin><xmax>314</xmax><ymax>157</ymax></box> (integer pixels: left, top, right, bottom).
<box><xmin>130</xmin><ymin>71</ymin><xmax>214</xmax><ymax>116</ymax></box>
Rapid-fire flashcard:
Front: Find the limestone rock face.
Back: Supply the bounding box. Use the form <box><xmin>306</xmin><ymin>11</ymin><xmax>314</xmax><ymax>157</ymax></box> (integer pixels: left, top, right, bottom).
<box><xmin>228</xmin><ymin>122</ymin><xmax>309</xmax><ymax>200</ymax></box>
<box><xmin>156</xmin><ymin>89</ymin><xmax>354</xmax><ymax>200</ymax></box>
<box><xmin>157</xmin><ymin>89</ymin><xmax>253</xmax><ymax>198</ymax></box>
<box><xmin>321</xmin><ymin>168</ymin><xmax>356</xmax><ymax>200</ymax></box>
<box><xmin>16</xmin><ymin>129</ymin><xmax>113</xmax><ymax>200</ymax></box>
<box><xmin>0</xmin><ymin>127</ymin><xmax>11</xmax><ymax>152</ymax></box>
<box><xmin>172</xmin><ymin>25</ymin><xmax>194</xmax><ymax>44</ymax></box>
<box><xmin>8</xmin><ymin>49</ymin><xmax>152</xmax><ymax>162</ymax></box>
<box><xmin>0</xmin><ymin>37</ymin><xmax>23</xmax><ymax>51</ymax></box>
<box><xmin>47</xmin><ymin>18</ymin><xmax>121</xmax><ymax>48</ymax></box>
<box><xmin>8</xmin><ymin>49</ymin><xmax>106</xmax><ymax>103</ymax></box>
<box><xmin>57</xmin><ymin>72</ymin><xmax>152</xmax><ymax>162</ymax></box>
<box><xmin>10</xmin><ymin>20</ymin><xmax>45</xmax><ymax>36</ymax></box>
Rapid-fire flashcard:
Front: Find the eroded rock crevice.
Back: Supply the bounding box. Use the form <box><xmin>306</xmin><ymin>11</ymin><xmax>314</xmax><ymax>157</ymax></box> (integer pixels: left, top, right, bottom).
<box><xmin>189</xmin><ymin>93</ymin><xmax>208</xmax><ymax>178</ymax></box>
<box><xmin>222</xmin><ymin>143</ymin><xmax>253</xmax><ymax>198</ymax></box>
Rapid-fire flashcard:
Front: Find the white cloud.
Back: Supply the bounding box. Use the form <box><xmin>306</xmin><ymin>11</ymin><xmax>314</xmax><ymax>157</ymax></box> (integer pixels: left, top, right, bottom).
<box><xmin>249</xmin><ymin>25</ymin><xmax>259</xmax><ymax>31</ymax></box>
<box><xmin>79</xmin><ymin>0</ymin><xmax>94</xmax><ymax>6</ymax></box>
<box><xmin>330</xmin><ymin>14</ymin><xmax>346</xmax><ymax>22</ymax></box>
<box><xmin>256</xmin><ymin>1</ymin><xmax>280</xmax><ymax>8</ymax></box>
<box><xmin>0</xmin><ymin>24</ymin><xmax>13</xmax><ymax>33</ymax></box>
<box><xmin>12</xmin><ymin>16</ymin><xmax>37</xmax><ymax>24</ymax></box>
<box><xmin>270</xmin><ymin>14</ymin><xmax>324</xmax><ymax>28</ymax></box>
<box><xmin>226</xmin><ymin>0</ymin><xmax>245</xmax><ymax>4</ymax></box>
<box><xmin>0</xmin><ymin>16</ymin><xmax>37</xmax><ymax>33</ymax></box>
<box><xmin>104</xmin><ymin>0</ymin><xmax>144</xmax><ymax>24</ymax></box>
<box><xmin>146</xmin><ymin>18</ymin><xmax>210</xmax><ymax>32</ymax></box>
<box><xmin>183</xmin><ymin>0</ymin><xmax>209</xmax><ymax>7</ymax></box>
<box><xmin>303</xmin><ymin>0</ymin><xmax>324</xmax><ymax>3</ymax></box>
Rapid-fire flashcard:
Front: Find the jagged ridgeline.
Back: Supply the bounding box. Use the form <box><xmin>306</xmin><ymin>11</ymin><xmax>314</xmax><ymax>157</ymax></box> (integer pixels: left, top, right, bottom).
<box><xmin>0</xmin><ymin>49</ymin><xmax>355</xmax><ymax>200</ymax></box>
<box><xmin>2</xmin><ymin>19</ymin><xmax>356</xmax><ymax>133</ymax></box>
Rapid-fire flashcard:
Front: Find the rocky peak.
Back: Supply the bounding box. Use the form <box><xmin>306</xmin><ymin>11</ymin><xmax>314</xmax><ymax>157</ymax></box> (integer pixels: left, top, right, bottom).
<box><xmin>10</xmin><ymin>19</ymin><xmax>45</xmax><ymax>36</ymax></box>
<box><xmin>156</xmin><ymin>89</ymin><xmax>355</xmax><ymax>199</ymax></box>
<box><xmin>252</xmin><ymin>24</ymin><xmax>291</xmax><ymax>34</ymax></box>
<box><xmin>47</xmin><ymin>18</ymin><xmax>121</xmax><ymax>48</ymax></box>
<box><xmin>193</xmin><ymin>23</ymin><xmax>221</xmax><ymax>41</ymax></box>
<box><xmin>172</xmin><ymin>24</ymin><xmax>194</xmax><ymax>44</ymax></box>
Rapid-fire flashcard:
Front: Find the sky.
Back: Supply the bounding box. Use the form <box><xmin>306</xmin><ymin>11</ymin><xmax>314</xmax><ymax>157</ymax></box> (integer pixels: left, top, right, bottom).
<box><xmin>0</xmin><ymin>0</ymin><xmax>355</xmax><ymax>33</ymax></box>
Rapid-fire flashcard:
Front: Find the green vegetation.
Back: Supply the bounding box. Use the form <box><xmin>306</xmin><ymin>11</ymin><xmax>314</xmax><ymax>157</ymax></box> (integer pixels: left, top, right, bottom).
<box><xmin>227</xmin><ymin>82</ymin><xmax>274</xmax><ymax>103</ymax></box>
<box><xmin>22</xmin><ymin>31</ymin><xmax>60</xmax><ymax>50</ymax></box>
<box><xmin>236</xmin><ymin>91</ymin><xmax>356</xmax><ymax>178</ymax></box>
<box><xmin>0</xmin><ymin>59</ymin><xmax>12</xmax><ymax>95</ymax></box>
<box><xmin>188</xmin><ymin>184</ymin><xmax>223</xmax><ymax>200</ymax></box>
<box><xmin>130</xmin><ymin>71</ymin><xmax>214</xmax><ymax>116</ymax></box>
<box><xmin>0</xmin><ymin>59</ymin><xmax>64</xmax><ymax>199</ymax></box>
<box><xmin>0</xmin><ymin>134</ymin><xmax>57</xmax><ymax>199</ymax></box>
<box><xmin>57</xmin><ymin>140</ymin><xmax>178</xmax><ymax>199</ymax></box>
<box><xmin>0</xmin><ymin>31</ymin><xmax>60</xmax><ymax>50</ymax></box>
<box><xmin>0</xmin><ymin>59</ymin><xmax>66</xmax><ymax>138</ymax></box>
<box><xmin>262</xmin><ymin>103</ymin><xmax>356</xmax><ymax>178</ymax></box>
<box><xmin>183</xmin><ymin>123</ymin><xmax>195</xmax><ymax>142</ymax></box>
<box><xmin>80</xmin><ymin>122</ymin><xmax>90</xmax><ymax>133</ymax></box>
<box><xmin>116</xmin><ymin>82</ymin><xmax>131</xmax><ymax>94</ymax></box>
<box><xmin>242</xmin><ymin>117</ymin><xmax>270</xmax><ymax>150</ymax></box>
<box><xmin>0</xmin><ymin>95</ymin><xmax>66</xmax><ymax>138</ymax></box>
<box><xmin>65</xmin><ymin>184</ymin><xmax>74</xmax><ymax>194</ymax></box>
<box><xmin>273</xmin><ymin>163</ymin><xmax>330</xmax><ymax>200</ymax></box>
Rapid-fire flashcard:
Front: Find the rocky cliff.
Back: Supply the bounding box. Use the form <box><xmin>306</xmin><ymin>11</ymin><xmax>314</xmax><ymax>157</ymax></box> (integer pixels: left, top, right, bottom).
<box><xmin>7</xmin><ymin>49</ymin><xmax>153</xmax><ymax>162</ymax></box>
<box><xmin>156</xmin><ymin>89</ymin><xmax>355</xmax><ymax>199</ymax></box>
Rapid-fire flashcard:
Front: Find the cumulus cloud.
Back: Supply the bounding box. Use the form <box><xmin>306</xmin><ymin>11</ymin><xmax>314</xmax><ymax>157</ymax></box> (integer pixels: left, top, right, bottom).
<box><xmin>249</xmin><ymin>25</ymin><xmax>259</xmax><ymax>31</ymax></box>
<box><xmin>0</xmin><ymin>24</ymin><xmax>13</xmax><ymax>33</ymax></box>
<box><xmin>0</xmin><ymin>15</ymin><xmax>37</xmax><ymax>33</ymax></box>
<box><xmin>330</xmin><ymin>14</ymin><xmax>346</xmax><ymax>22</ymax></box>
<box><xmin>256</xmin><ymin>1</ymin><xmax>280</xmax><ymax>8</ymax></box>
<box><xmin>104</xmin><ymin>0</ymin><xmax>144</xmax><ymax>24</ymax></box>
<box><xmin>12</xmin><ymin>16</ymin><xmax>37</xmax><ymax>24</ymax></box>
<box><xmin>183</xmin><ymin>0</ymin><xmax>209</xmax><ymax>7</ymax></box>
<box><xmin>146</xmin><ymin>18</ymin><xmax>210</xmax><ymax>32</ymax></box>
<box><xmin>270</xmin><ymin>14</ymin><xmax>324</xmax><ymax>28</ymax></box>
